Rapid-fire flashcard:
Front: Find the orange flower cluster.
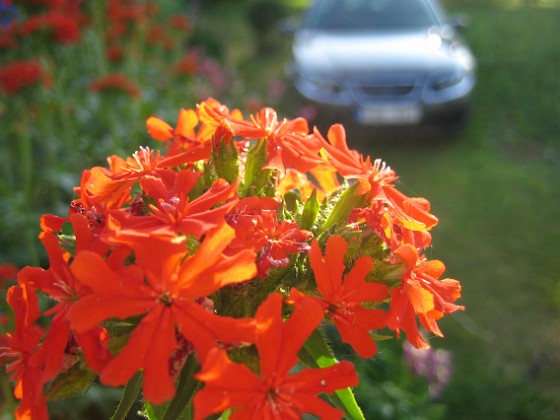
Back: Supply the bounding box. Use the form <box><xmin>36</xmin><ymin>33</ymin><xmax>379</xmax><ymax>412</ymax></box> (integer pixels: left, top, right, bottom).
<box><xmin>1</xmin><ymin>98</ymin><xmax>463</xmax><ymax>419</ymax></box>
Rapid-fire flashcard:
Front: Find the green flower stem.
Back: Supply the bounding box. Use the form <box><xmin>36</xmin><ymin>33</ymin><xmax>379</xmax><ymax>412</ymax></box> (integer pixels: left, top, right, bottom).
<box><xmin>300</xmin><ymin>328</ymin><xmax>365</xmax><ymax>420</ymax></box>
<box><xmin>163</xmin><ymin>353</ymin><xmax>200</xmax><ymax>420</ymax></box>
<box><xmin>111</xmin><ymin>371</ymin><xmax>143</xmax><ymax>420</ymax></box>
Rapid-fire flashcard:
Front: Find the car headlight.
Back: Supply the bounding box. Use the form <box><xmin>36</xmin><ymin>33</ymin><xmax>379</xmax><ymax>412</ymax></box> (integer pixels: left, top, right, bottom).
<box><xmin>297</xmin><ymin>70</ymin><xmax>343</xmax><ymax>94</ymax></box>
<box><xmin>450</xmin><ymin>43</ymin><xmax>476</xmax><ymax>73</ymax></box>
<box><xmin>304</xmin><ymin>77</ymin><xmax>341</xmax><ymax>94</ymax></box>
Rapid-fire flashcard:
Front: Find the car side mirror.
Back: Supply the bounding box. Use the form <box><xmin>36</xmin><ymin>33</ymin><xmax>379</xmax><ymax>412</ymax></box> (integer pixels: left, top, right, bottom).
<box><xmin>448</xmin><ymin>14</ymin><xmax>470</xmax><ymax>32</ymax></box>
<box><xmin>278</xmin><ymin>17</ymin><xmax>300</xmax><ymax>34</ymax></box>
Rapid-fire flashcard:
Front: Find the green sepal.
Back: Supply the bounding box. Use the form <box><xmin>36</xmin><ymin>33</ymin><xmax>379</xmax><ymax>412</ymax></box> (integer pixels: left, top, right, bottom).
<box><xmin>320</xmin><ymin>182</ymin><xmax>369</xmax><ymax>234</ymax></box>
<box><xmin>208</xmin><ymin>137</ymin><xmax>239</xmax><ymax>184</ymax></box>
<box><xmin>57</xmin><ymin>233</ymin><xmax>76</xmax><ymax>256</ymax></box>
<box><xmin>241</xmin><ymin>138</ymin><xmax>275</xmax><ymax>197</ymax></box>
<box><xmin>299</xmin><ymin>328</ymin><xmax>365</xmax><ymax>420</ymax></box>
<box><xmin>46</xmin><ymin>359</ymin><xmax>97</xmax><ymax>400</ymax></box>
<box><xmin>299</xmin><ymin>189</ymin><xmax>320</xmax><ymax>231</ymax></box>
<box><xmin>366</xmin><ymin>261</ymin><xmax>405</xmax><ymax>289</ymax></box>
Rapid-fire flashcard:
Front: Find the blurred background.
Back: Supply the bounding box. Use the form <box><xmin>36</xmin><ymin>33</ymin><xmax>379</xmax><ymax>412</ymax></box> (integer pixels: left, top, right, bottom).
<box><xmin>1</xmin><ymin>0</ymin><xmax>559</xmax><ymax>418</ymax></box>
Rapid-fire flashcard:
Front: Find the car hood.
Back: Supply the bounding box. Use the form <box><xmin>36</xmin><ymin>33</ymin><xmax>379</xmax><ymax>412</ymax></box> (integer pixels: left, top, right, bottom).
<box><xmin>293</xmin><ymin>29</ymin><xmax>463</xmax><ymax>77</ymax></box>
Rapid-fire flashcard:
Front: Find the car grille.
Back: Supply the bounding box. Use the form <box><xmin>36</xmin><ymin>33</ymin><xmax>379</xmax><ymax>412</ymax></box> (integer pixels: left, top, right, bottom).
<box><xmin>350</xmin><ymin>74</ymin><xmax>423</xmax><ymax>101</ymax></box>
<box><xmin>357</xmin><ymin>84</ymin><xmax>415</xmax><ymax>97</ymax></box>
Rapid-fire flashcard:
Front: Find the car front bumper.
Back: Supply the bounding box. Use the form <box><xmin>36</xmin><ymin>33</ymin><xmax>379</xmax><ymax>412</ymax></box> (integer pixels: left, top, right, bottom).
<box><xmin>291</xmin><ymin>70</ymin><xmax>475</xmax><ymax>127</ymax></box>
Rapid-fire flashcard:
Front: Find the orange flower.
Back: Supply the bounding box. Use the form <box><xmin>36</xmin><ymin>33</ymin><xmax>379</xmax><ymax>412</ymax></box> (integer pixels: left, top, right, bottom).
<box><xmin>0</xmin><ymin>284</ymin><xmax>48</xmax><ymax>420</ymax></box>
<box><xmin>227</xmin><ymin>107</ymin><xmax>323</xmax><ymax>173</ymax></box>
<box><xmin>105</xmin><ymin>172</ymin><xmax>238</xmax><ymax>240</ymax></box>
<box><xmin>194</xmin><ymin>293</ymin><xmax>359</xmax><ymax>419</ymax></box>
<box><xmin>318</xmin><ymin>124</ymin><xmax>438</xmax><ymax>240</ymax></box>
<box><xmin>83</xmin><ymin>146</ymin><xmax>207</xmax><ymax>208</ymax></box>
<box><xmin>68</xmin><ymin>223</ymin><xmax>257</xmax><ymax>404</ymax></box>
<box><xmin>226</xmin><ymin>196</ymin><xmax>313</xmax><ymax>278</ymax></box>
<box><xmin>146</xmin><ymin>107</ymin><xmax>212</xmax><ymax>159</ymax></box>
<box><xmin>289</xmin><ymin>236</ymin><xmax>387</xmax><ymax>358</ymax></box>
<box><xmin>386</xmin><ymin>244</ymin><xmax>464</xmax><ymax>349</ymax></box>
<box><xmin>18</xmin><ymin>218</ymin><xmax>112</xmax><ymax>381</ymax></box>
<box><xmin>196</xmin><ymin>97</ymin><xmax>244</xmax><ymax>144</ymax></box>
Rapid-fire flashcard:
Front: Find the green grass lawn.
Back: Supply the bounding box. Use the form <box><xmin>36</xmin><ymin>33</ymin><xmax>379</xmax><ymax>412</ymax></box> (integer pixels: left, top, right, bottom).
<box><xmin>1</xmin><ymin>0</ymin><xmax>559</xmax><ymax>418</ymax></box>
<box><xmin>206</xmin><ymin>1</ymin><xmax>560</xmax><ymax>418</ymax></box>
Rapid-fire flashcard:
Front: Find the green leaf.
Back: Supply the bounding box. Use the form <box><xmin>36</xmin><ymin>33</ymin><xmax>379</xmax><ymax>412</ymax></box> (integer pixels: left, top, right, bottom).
<box><xmin>163</xmin><ymin>353</ymin><xmax>199</xmax><ymax>420</ymax></box>
<box><xmin>241</xmin><ymin>138</ymin><xmax>274</xmax><ymax>197</ymax></box>
<box><xmin>300</xmin><ymin>328</ymin><xmax>365</xmax><ymax>420</ymax></box>
<box><xmin>111</xmin><ymin>371</ymin><xmax>143</xmax><ymax>420</ymax></box>
<box><xmin>46</xmin><ymin>359</ymin><xmax>97</xmax><ymax>400</ymax></box>
<box><xmin>320</xmin><ymin>183</ymin><xmax>369</xmax><ymax>234</ymax></box>
<box><xmin>300</xmin><ymin>189</ymin><xmax>320</xmax><ymax>231</ymax></box>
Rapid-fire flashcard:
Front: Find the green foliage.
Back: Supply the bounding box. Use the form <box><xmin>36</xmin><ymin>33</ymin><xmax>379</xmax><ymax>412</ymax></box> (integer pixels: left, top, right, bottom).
<box><xmin>46</xmin><ymin>361</ymin><xmax>97</xmax><ymax>401</ymax></box>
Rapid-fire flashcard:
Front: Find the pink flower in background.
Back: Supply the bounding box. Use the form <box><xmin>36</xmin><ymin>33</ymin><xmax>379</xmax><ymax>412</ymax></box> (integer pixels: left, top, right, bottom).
<box><xmin>403</xmin><ymin>341</ymin><xmax>453</xmax><ymax>399</ymax></box>
<box><xmin>200</xmin><ymin>57</ymin><xmax>227</xmax><ymax>92</ymax></box>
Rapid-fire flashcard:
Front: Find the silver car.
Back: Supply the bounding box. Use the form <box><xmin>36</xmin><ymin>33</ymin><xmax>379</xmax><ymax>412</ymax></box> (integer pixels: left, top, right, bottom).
<box><xmin>286</xmin><ymin>0</ymin><xmax>476</xmax><ymax>130</ymax></box>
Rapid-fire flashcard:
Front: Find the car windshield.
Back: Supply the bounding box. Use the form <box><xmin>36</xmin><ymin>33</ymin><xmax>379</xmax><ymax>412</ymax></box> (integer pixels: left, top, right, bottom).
<box><xmin>302</xmin><ymin>0</ymin><xmax>440</xmax><ymax>31</ymax></box>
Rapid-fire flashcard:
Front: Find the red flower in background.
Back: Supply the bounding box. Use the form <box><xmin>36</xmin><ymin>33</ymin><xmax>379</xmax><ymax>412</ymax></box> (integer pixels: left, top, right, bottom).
<box><xmin>88</xmin><ymin>73</ymin><xmax>141</xmax><ymax>98</ymax></box>
<box><xmin>169</xmin><ymin>14</ymin><xmax>190</xmax><ymax>30</ymax></box>
<box><xmin>21</xmin><ymin>11</ymin><xmax>82</xmax><ymax>44</ymax></box>
<box><xmin>0</xmin><ymin>23</ymin><xmax>18</xmax><ymax>49</ymax></box>
<box><xmin>0</xmin><ymin>263</ymin><xmax>18</xmax><ymax>283</ymax></box>
<box><xmin>0</xmin><ymin>60</ymin><xmax>50</xmax><ymax>94</ymax></box>
<box><xmin>194</xmin><ymin>293</ymin><xmax>359</xmax><ymax>420</ymax></box>
<box><xmin>174</xmin><ymin>51</ymin><xmax>199</xmax><ymax>75</ymax></box>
